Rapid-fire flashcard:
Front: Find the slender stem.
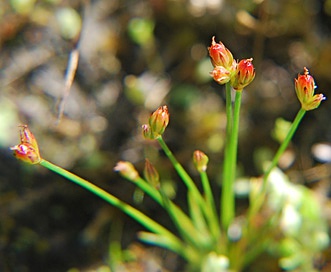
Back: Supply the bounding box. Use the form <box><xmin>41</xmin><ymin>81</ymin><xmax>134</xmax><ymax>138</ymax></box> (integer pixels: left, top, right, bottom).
<box><xmin>134</xmin><ymin>177</ymin><xmax>207</xmax><ymax>247</ymax></box>
<box><xmin>262</xmin><ymin>108</ymin><xmax>306</xmax><ymax>190</ymax></box>
<box><xmin>39</xmin><ymin>159</ymin><xmax>184</xmax><ymax>254</ymax></box>
<box><xmin>248</xmin><ymin>108</ymin><xmax>306</xmax><ymax>220</ymax></box>
<box><xmin>221</xmin><ymin>88</ymin><xmax>242</xmax><ymax>230</ymax></box>
<box><xmin>200</xmin><ymin>171</ymin><xmax>220</xmax><ymax>239</ymax></box>
<box><xmin>156</xmin><ymin>137</ymin><xmax>205</xmax><ymax>208</ymax></box>
<box><xmin>221</xmin><ymin>83</ymin><xmax>233</xmax><ymax>228</ymax></box>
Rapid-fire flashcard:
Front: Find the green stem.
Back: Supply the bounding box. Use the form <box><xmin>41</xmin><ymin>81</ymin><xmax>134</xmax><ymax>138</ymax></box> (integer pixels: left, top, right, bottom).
<box><xmin>39</xmin><ymin>159</ymin><xmax>184</xmax><ymax>254</ymax></box>
<box><xmin>133</xmin><ymin>177</ymin><xmax>207</xmax><ymax>248</ymax></box>
<box><xmin>156</xmin><ymin>137</ymin><xmax>205</xmax><ymax>209</ymax></box>
<box><xmin>200</xmin><ymin>171</ymin><xmax>220</xmax><ymax>239</ymax></box>
<box><xmin>156</xmin><ymin>137</ymin><xmax>219</xmax><ymax>244</ymax></box>
<box><xmin>248</xmin><ymin>108</ymin><xmax>306</xmax><ymax>221</ymax></box>
<box><xmin>221</xmin><ymin>83</ymin><xmax>233</xmax><ymax>228</ymax></box>
<box><xmin>221</xmin><ymin>87</ymin><xmax>242</xmax><ymax>230</ymax></box>
<box><xmin>262</xmin><ymin>108</ymin><xmax>306</xmax><ymax>190</ymax></box>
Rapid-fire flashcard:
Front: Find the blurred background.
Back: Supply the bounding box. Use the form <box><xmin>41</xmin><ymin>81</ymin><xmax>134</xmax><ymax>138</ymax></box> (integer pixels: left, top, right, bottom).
<box><xmin>1</xmin><ymin>0</ymin><xmax>331</xmax><ymax>271</ymax></box>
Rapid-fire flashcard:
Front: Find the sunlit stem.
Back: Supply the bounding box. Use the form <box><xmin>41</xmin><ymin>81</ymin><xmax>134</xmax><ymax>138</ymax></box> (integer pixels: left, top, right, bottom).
<box><xmin>262</xmin><ymin>108</ymin><xmax>306</xmax><ymax>190</ymax></box>
<box><xmin>157</xmin><ymin>136</ymin><xmax>206</xmax><ymax>209</ymax></box>
<box><xmin>200</xmin><ymin>171</ymin><xmax>220</xmax><ymax>239</ymax></box>
<box><xmin>221</xmin><ymin>85</ymin><xmax>242</xmax><ymax>230</ymax></box>
<box><xmin>129</xmin><ymin>177</ymin><xmax>207</xmax><ymax>248</ymax></box>
<box><xmin>249</xmin><ymin>108</ymin><xmax>307</xmax><ymax>220</ymax></box>
<box><xmin>221</xmin><ymin>82</ymin><xmax>233</xmax><ymax>228</ymax></box>
<box><xmin>38</xmin><ymin>159</ymin><xmax>185</xmax><ymax>255</ymax></box>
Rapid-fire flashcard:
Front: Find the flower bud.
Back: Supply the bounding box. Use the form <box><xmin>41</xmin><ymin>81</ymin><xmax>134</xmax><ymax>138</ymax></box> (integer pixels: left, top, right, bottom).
<box><xmin>11</xmin><ymin>143</ymin><xmax>41</xmax><ymax>164</ymax></box>
<box><xmin>231</xmin><ymin>58</ymin><xmax>255</xmax><ymax>91</ymax></box>
<box><xmin>295</xmin><ymin>67</ymin><xmax>326</xmax><ymax>111</ymax></box>
<box><xmin>144</xmin><ymin>159</ymin><xmax>160</xmax><ymax>189</ymax></box>
<box><xmin>10</xmin><ymin>125</ymin><xmax>41</xmax><ymax>164</ymax></box>
<box><xmin>148</xmin><ymin>105</ymin><xmax>169</xmax><ymax>138</ymax></box>
<box><xmin>208</xmin><ymin>37</ymin><xmax>237</xmax><ymax>86</ymax></box>
<box><xmin>208</xmin><ymin>36</ymin><xmax>235</xmax><ymax>70</ymax></box>
<box><xmin>193</xmin><ymin>150</ymin><xmax>209</xmax><ymax>172</ymax></box>
<box><xmin>210</xmin><ymin>66</ymin><xmax>231</xmax><ymax>85</ymax></box>
<box><xmin>142</xmin><ymin>124</ymin><xmax>154</xmax><ymax>140</ymax></box>
<box><xmin>114</xmin><ymin>161</ymin><xmax>140</xmax><ymax>181</ymax></box>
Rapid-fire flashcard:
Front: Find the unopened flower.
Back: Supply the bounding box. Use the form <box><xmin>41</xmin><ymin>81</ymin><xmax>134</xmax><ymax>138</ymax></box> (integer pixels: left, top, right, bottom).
<box><xmin>295</xmin><ymin>67</ymin><xmax>326</xmax><ymax>111</ymax></box>
<box><xmin>231</xmin><ymin>58</ymin><xmax>255</xmax><ymax>91</ymax></box>
<box><xmin>143</xmin><ymin>106</ymin><xmax>169</xmax><ymax>139</ymax></box>
<box><xmin>114</xmin><ymin>161</ymin><xmax>140</xmax><ymax>181</ymax></box>
<box><xmin>142</xmin><ymin>124</ymin><xmax>154</xmax><ymax>139</ymax></box>
<box><xmin>208</xmin><ymin>37</ymin><xmax>236</xmax><ymax>85</ymax></box>
<box><xmin>208</xmin><ymin>36</ymin><xmax>235</xmax><ymax>70</ymax></box>
<box><xmin>210</xmin><ymin>66</ymin><xmax>231</xmax><ymax>85</ymax></box>
<box><xmin>144</xmin><ymin>159</ymin><xmax>160</xmax><ymax>189</ymax></box>
<box><xmin>10</xmin><ymin>125</ymin><xmax>41</xmax><ymax>164</ymax></box>
<box><xmin>193</xmin><ymin>150</ymin><xmax>209</xmax><ymax>172</ymax></box>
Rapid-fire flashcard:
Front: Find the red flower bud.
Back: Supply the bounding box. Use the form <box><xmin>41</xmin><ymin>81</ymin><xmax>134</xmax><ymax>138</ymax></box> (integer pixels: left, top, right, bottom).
<box><xmin>208</xmin><ymin>36</ymin><xmax>235</xmax><ymax>70</ymax></box>
<box><xmin>231</xmin><ymin>58</ymin><xmax>255</xmax><ymax>91</ymax></box>
<box><xmin>10</xmin><ymin>125</ymin><xmax>41</xmax><ymax>164</ymax></box>
<box><xmin>295</xmin><ymin>67</ymin><xmax>326</xmax><ymax>111</ymax></box>
<box><xmin>208</xmin><ymin>37</ymin><xmax>237</xmax><ymax>86</ymax></box>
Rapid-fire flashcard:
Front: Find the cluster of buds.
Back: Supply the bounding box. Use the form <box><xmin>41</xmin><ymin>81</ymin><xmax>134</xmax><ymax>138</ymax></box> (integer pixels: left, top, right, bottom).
<box><xmin>295</xmin><ymin>67</ymin><xmax>326</xmax><ymax>111</ymax></box>
<box><xmin>10</xmin><ymin>125</ymin><xmax>41</xmax><ymax>164</ymax></box>
<box><xmin>208</xmin><ymin>36</ymin><xmax>255</xmax><ymax>91</ymax></box>
<box><xmin>142</xmin><ymin>105</ymin><xmax>170</xmax><ymax>140</ymax></box>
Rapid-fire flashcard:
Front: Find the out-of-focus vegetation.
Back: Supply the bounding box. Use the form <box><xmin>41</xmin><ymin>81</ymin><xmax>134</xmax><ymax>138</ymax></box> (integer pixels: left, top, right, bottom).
<box><xmin>1</xmin><ymin>0</ymin><xmax>331</xmax><ymax>271</ymax></box>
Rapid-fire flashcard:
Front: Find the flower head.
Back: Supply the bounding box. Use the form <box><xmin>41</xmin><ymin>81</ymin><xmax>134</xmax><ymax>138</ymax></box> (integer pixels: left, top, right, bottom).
<box><xmin>10</xmin><ymin>125</ymin><xmax>41</xmax><ymax>164</ymax></box>
<box><xmin>231</xmin><ymin>58</ymin><xmax>255</xmax><ymax>91</ymax></box>
<box><xmin>295</xmin><ymin>67</ymin><xmax>326</xmax><ymax>111</ymax></box>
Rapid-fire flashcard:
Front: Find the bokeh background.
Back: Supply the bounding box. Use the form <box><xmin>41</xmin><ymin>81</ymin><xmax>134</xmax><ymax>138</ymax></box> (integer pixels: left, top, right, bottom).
<box><xmin>1</xmin><ymin>0</ymin><xmax>331</xmax><ymax>271</ymax></box>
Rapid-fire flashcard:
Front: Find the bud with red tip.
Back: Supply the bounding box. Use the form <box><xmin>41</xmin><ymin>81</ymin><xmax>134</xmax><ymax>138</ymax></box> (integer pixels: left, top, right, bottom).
<box><xmin>295</xmin><ymin>67</ymin><xmax>326</xmax><ymax>111</ymax></box>
<box><xmin>193</xmin><ymin>150</ymin><xmax>209</xmax><ymax>173</ymax></box>
<box><xmin>114</xmin><ymin>161</ymin><xmax>140</xmax><ymax>181</ymax></box>
<box><xmin>208</xmin><ymin>37</ymin><xmax>237</xmax><ymax>85</ymax></box>
<box><xmin>208</xmin><ymin>36</ymin><xmax>235</xmax><ymax>70</ymax></box>
<box><xmin>231</xmin><ymin>58</ymin><xmax>255</xmax><ymax>91</ymax></box>
<box><xmin>10</xmin><ymin>125</ymin><xmax>41</xmax><ymax>164</ymax></box>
